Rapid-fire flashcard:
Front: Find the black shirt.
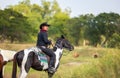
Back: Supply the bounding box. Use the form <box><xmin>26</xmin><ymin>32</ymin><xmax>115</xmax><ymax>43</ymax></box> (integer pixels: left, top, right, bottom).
<box><xmin>36</xmin><ymin>30</ymin><xmax>51</xmax><ymax>47</ymax></box>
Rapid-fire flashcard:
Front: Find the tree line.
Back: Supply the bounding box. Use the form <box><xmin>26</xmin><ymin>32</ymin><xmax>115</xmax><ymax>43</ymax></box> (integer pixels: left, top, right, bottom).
<box><xmin>0</xmin><ymin>0</ymin><xmax>120</xmax><ymax>48</ymax></box>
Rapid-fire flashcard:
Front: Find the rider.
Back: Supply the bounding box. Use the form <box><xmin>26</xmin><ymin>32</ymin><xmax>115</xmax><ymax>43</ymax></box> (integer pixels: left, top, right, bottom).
<box><xmin>36</xmin><ymin>22</ymin><xmax>55</xmax><ymax>73</ymax></box>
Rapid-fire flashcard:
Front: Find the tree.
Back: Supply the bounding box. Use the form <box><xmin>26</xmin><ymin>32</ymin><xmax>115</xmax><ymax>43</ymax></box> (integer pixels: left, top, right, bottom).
<box><xmin>108</xmin><ymin>33</ymin><xmax>120</xmax><ymax>48</ymax></box>
<box><xmin>7</xmin><ymin>0</ymin><xmax>71</xmax><ymax>43</ymax></box>
<box><xmin>84</xmin><ymin>18</ymin><xmax>101</xmax><ymax>46</ymax></box>
<box><xmin>94</xmin><ymin>13</ymin><xmax>120</xmax><ymax>47</ymax></box>
<box><xmin>65</xmin><ymin>14</ymin><xmax>95</xmax><ymax>46</ymax></box>
<box><xmin>0</xmin><ymin>9</ymin><xmax>33</xmax><ymax>43</ymax></box>
<box><xmin>0</xmin><ymin>9</ymin><xmax>10</xmax><ymax>42</ymax></box>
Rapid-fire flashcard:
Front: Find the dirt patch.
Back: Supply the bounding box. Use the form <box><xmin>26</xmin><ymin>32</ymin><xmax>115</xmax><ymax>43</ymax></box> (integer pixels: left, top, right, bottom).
<box><xmin>63</xmin><ymin>62</ymin><xmax>83</xmax><ymax>66</ymax></box>
<box><xmin>63</xmin><ymin>62</ymin><xmax>90</xmax><ymax>66</ymax></box>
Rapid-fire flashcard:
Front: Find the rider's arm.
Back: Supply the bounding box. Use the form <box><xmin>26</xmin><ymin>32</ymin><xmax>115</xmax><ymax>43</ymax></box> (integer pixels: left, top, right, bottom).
<box><xmin>42</xmin><ymin>32</ymin><xmax>51</xmax><ymax>45</ymax></box>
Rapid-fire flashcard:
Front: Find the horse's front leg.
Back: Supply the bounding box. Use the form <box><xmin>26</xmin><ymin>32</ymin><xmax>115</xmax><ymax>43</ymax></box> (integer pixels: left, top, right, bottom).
<box><xmin>19</xmin><ymin>53</ymin><xmax>32</xmax><ymax>78</ymax></box>
<box><xmin>48</xmin><ymin>72</ymin><xmax>54</xmax><ymax>78</ymax></box>
<box><xmin>19</xmin><ymin>68</ymin><xmax>28</xmax><ymax>78</ymax></box>
<box><xmin>19</xmin><ymin>60</ymin><xmax>31</xmax><ymax>78</ymax></box>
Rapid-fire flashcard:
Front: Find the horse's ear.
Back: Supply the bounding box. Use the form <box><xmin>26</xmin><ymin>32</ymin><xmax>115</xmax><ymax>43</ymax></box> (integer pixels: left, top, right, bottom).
<box><xmin>61</xmin><ymin>35</ymin><xmax>65</xmax><ymax>39</ymax></box>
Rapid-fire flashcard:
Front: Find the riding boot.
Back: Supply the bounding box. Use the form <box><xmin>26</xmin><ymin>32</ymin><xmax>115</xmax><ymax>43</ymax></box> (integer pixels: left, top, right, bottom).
<box><xmin>48</xmin><ymin>60</ymin><xmax>55</xmax><ymax>73</ymax></box>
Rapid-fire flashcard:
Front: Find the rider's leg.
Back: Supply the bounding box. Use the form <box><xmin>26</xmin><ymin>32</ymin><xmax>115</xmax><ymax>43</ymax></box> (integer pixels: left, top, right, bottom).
<box><xmin>40</xmin><ymin>47</ymin><xmax>56</xmax><ymax>73</ymax></box>
<box><xmin>41</xmin><ymin>47</ymin><xmax>55</xmax><ymax>67</ymax></box>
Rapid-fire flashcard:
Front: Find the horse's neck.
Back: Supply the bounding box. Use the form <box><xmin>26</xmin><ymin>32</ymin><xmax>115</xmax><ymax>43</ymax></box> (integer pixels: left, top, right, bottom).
<box><xmin>54</xmin><ymin>47</ymin><xmax>63</xmax><ymax>69</ymax></box>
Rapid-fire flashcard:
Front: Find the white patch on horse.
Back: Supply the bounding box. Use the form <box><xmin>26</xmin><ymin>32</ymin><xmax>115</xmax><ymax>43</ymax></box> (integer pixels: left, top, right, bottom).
<box><xmin>0</xmin><ymin>49</ymin><xmax>16</xmax><ymax>61</ymax></box>
<box><xmin>19</xmin><ymin>49</ymin><xmax>31</xmax><ymax>78</ymax></box>
<box><xmin>54</xmin><ymin>48</ymin><xmax>63</xmax><ymax>69</ymax></box>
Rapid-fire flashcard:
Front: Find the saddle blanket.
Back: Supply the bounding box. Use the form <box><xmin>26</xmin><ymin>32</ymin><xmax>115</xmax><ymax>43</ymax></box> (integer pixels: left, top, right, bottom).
<box><xmin>38</xmin><ymin>52</ymin><xmax>48</xmax><ymax>70</ymax></box>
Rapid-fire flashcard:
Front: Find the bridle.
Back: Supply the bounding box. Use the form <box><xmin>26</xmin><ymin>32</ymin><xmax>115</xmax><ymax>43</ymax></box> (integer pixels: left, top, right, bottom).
<box><xmin>54</xmin><ymin>39</ymin><xmax>71</xmax><ymax>56</ymax></box>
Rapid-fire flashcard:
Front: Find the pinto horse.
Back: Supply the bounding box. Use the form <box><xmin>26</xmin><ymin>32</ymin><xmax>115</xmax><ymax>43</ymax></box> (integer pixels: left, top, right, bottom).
<box><xmin>0</xmin><ymin>49</ymin><xmax>16</xmax><ymax>78</ymax></box>
<box><xmin>12</xmin><ymin>35</ymin><xmax>74</xmax><ymax>78</ymax></box>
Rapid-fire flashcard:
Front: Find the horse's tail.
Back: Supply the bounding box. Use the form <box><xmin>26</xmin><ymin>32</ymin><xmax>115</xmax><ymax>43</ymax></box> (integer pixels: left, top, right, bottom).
<box><xmin>0</xmin><ymin>54</ymin><xmax>3</xmax><ymax>78</ymax></box>
<box><xmin>12</xmin><ymin>54</ymin><xmax>17</xmax><ymax>78</ymax></box>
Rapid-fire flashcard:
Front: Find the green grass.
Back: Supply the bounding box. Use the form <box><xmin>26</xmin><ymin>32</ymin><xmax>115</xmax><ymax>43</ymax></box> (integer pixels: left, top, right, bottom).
<box><xmin>1</xmin><ymin>44</ymin><xmax>120</xmax><ymax>78</ymax></box>
<box><xmin>71</xmin><ymin>48</ymin><xmax>120</xmax><ymax>78</ymax></box>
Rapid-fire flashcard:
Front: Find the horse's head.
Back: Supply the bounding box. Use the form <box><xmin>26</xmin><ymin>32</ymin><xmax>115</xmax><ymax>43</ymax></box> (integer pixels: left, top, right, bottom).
<box><xmin>55</xmin><ymin>35</ymin><xmax>74</xmax><ymax>51</ymax></box>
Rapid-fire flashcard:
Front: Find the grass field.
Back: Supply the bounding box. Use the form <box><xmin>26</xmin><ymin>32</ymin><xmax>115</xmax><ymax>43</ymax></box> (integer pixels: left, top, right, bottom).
<box><xmin>1</xmin><ymin>44</ymin><xmax>120</xmax><ymax>78</ymax></box>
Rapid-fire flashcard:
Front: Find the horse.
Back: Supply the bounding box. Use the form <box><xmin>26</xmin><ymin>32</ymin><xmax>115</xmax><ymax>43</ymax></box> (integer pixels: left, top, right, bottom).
<box><xmin>12</xmin><ymin>35</ymin><xmax>74</xmax><ymax>78</ymax></box>
<box><xmin>0</xmin><ymin>49</ymin><xmax>16</xmax><ymax>78</ymax></box>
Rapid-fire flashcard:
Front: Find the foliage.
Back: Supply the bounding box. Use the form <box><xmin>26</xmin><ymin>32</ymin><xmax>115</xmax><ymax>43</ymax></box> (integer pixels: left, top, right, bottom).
<box><xmin>49</xmin><ymin>12</ymin><xmax>70</xmax><ymax>39</ymax></box>
<box><xmin>94</xmin><ymin>13</ymin><xmax>120</xmax><ymax>47</ymax></box>
<box><xmin>108</xmin><ymin>33</ymin><xmax>120</xmax><ymax>48</ymax></box>
<box><xmin>62</xmin><ymin>13</ymin><xmax>118</xmax><ymax>47</ymax></box>
<box><xmin>0</xmin><ymin>9</ymin><xmax>32</xmax><ymax>43</ymax></box>
<box><xmin>64</xmin><ymin>14</ymin><xmax>95</xmax><ymax>46</ymax></box>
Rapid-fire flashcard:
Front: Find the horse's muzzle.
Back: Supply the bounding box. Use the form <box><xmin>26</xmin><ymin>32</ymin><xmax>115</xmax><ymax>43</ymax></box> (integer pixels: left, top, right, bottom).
<box><xmin>69</xmin><ymin>46</ymin><xmax>74</xmax><ymax>51</ymax></box>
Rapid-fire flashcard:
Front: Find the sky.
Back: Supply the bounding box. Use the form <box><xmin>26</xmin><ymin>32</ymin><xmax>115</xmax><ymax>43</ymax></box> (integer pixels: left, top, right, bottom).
<box><xmin>0</xmin><ymin>0</ymin><xmax>120</xmax><ymax>17</ymax></box>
